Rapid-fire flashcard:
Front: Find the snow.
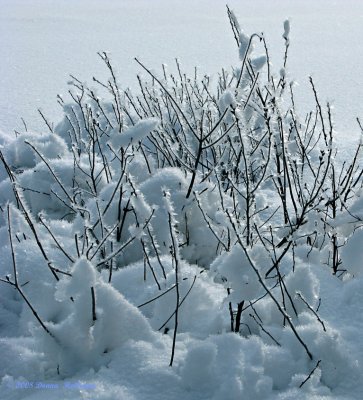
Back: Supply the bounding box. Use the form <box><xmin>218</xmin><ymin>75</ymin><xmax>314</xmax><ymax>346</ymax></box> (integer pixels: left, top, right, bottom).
<box><xmin>283</xmin><ymin>20</ymin><xmax>291</xmax><ymax>42</ymax></box>
<box><xmin>109</xmin><ymin>118</ymin><xmax>159</xmax><ymax>149</ymax></box>
<box><xmin>239</xmin><ymin>31</ymin><xmax>252</xmax><ymax>60</ymax></box>
<box><xmin>1</xmin><ymin>1</ymin><xmax>363</xmax><ymax>400</ymax></box>
<box><xmin>2</xmin><ymin>0</ymin><xmax>363</xmax><ymax>142</ymax></box>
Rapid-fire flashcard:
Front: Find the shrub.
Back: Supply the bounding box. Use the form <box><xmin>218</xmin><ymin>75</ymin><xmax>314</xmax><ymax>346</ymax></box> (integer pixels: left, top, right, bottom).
<box><xmin>0</xmin><ymin>6</ymin><xmax>362</xmax><ymax>392</ymax></box>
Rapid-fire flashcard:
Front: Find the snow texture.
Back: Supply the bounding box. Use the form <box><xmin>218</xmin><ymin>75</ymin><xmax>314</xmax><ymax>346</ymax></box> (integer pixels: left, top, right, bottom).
<box><xmin>0</xmin><ymin>4</ymin><xmax>363</xmax><ymax>400</ymax></box>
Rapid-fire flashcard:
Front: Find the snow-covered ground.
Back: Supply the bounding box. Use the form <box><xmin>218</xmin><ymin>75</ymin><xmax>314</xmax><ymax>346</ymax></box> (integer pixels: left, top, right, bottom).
<box><xmin>1</xmin><ymin>1</ymin><xmax>363</xmax><ymax>399</ymax></box>
<box><xmin>2</xmin><ymin>0</ymin><xmax>363</xmax><ymax>140</ymax></box>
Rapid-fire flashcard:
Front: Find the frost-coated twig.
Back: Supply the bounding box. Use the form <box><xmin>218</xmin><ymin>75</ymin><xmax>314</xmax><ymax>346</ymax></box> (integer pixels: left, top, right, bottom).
<box><xmin>25</xmin><ymin>141</ymin><xmax>75</xmax><ymax>208</ymax></box>
<box><xmin>38</xmin><ymin>215</ymin><xmax>75</xmax><ymax>264</ymax></box>
<box><xmin>226</xmin><ymin>5</ymin><xmax>241</xmax><ymax>48</ymax></box>
<box><xmin>141</xmin><ymin>238</ymin><xmax>161</xmax><ymax>290</ymax></box>
<box><xmin>249</xmin><ymin>313</ymin><xmax>281</xmax><ymax>347</ymax></box>
<box><xmin>38</xmin><ymin>109</ymin><xmax>54</xmax><ymax>133</ymax></box>
<box><xmin>167</xmin><ymin>196</ymin><xmax>180</xmax><ymax>367</ymax></box>
<box><xmin>108</xmin><ymin>242</ymin><xmax>114</xmax><ymax>283</ymax></box>
<box><xmin>146</xmin><ymin>226</ymin><xmax>167</xmax><ymax>279</ymax></box>
<box><xmin>135</xmin><ymin>58</ymin><xmax>198</xmax><ymax>140</ymax></box>
<box><xmin>2</xmin><ymin>205</ymin><xmax>55</xmax><ymax>338</ymax></box>
<box><xmin>95</xmin><ymin>235</ymin><xmax>135</xmax><ymax>267</ymax></box>
<box><xmin>138</xmin><ymin>284</ymin><xmax>177</xmax><ymax>308</ymax></box>
<box><xmin>7</xmin><ymin>205</ymin><xmax>18</xmax><ymax>287</ymax></box>
<box><xmin>236</xmin><ymin>33</ymin><xmax>262</xmax><ymax>88</ymax></box>
<box><xmin>96</xmin><ymin>210</ymin><xmax>154</xmax><ymax>267</ymax></box>
<box><xmin>226</xmin><ymin>209</ymin><xmax>313</xmax><ymax>360</ymax></box>
<box><xmin>89</xmin><ymin>221</ymin><xmax>118</xmax><ymax>261</ymax></box>
<box><xmin>8</xmin><ymin>181</ymin><xmax>62</xmax><ymax>280</ymax></box>
<box><xmin>296</xmin><ymin>292</ymin><xmax>326</xmax><ymax>332</ymax></box>
<box><xmin>194</xmin><ymin>192</ymin><xmax>228</xmax><ymax>252</ymax></box>
<box><xmin>158</xmin><ymin>275</ymin><xmax>197</xmax><ymax>332</ymax></box>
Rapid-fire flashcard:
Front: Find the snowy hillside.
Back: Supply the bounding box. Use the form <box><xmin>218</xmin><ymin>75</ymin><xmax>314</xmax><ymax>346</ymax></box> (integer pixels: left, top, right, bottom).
<box><xmin>1</xmin><ymin>3</ymin><xmax>363</xmax><ymax>400</ymax></box>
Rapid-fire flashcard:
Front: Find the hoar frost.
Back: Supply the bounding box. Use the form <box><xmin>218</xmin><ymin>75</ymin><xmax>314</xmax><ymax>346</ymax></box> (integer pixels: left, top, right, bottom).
<box><xmin>0</xmin><ymin>8</ymin><xmax>362</xmax><ymax>400</ymax></box>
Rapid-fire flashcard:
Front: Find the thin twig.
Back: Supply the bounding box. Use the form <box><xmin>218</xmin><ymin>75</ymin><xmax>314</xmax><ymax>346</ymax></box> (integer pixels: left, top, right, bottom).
<box><xmin>91</xmin><ymin>286</ymin><xmax>97</xmax><ymax>323</ymax></box>
<box><xmin>138</xmin><ymin>284</ymin><xmax>177</xmax><ymax>308</ymax></box>
<box><xmin>296</xmin><ymin>292</ymin><xmax>326</xmax><ymax>331</ymax></box>
<box><xmin>299</xmin><ymin>360</ymin><xmax>321</xmax><ymax>388</ymax></box>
